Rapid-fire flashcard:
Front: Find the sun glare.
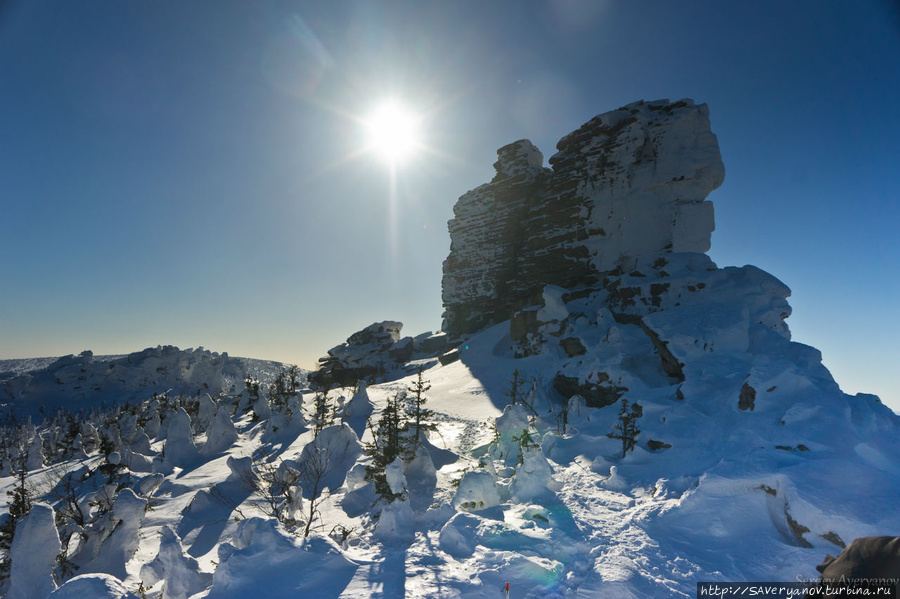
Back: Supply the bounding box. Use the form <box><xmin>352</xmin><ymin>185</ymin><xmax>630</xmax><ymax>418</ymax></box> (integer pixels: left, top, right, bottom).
<box><xmin>365</xmin><ymin>100</ymin><xmax>419</xmax><ymax>165</ymax></box>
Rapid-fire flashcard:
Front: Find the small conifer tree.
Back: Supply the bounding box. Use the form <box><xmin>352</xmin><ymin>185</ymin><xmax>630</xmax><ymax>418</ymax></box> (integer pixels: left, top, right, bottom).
<box><xmin>511</xmin><ymin>429</ymin><xmax>540</xmax><ymax>465</ymax></box>
<box><xmin>505</xmin><ymin>369</ymin><xmax>538</xmax><ymax>417</ymax></box>
<box><xmin>505</xmin><ymin>369</ymin><xmax>525</xmax><ymax>406</ymax></box>
<box><xmin>404</xmin><ymin>367</ymin><xmax>435</xmax><ymax>450</ymax></box>
<box><xmin>310</xmin><ymin>388</ymin><xmax>334</xmax><ymax>438</ymax></box>
<box><xmin>244</xmin><ymin>377</ymin><xmax>261</xmax><ymax>416</ymax></box>
<box><xmin>364</xmin><ymin>392</ymin><xmax>406</xmax><ymax>502</ymax></box>
<box><xmin>607</xmin><ymin>398</ymin><xmax>642</xmax><ymax>458</ymax></box>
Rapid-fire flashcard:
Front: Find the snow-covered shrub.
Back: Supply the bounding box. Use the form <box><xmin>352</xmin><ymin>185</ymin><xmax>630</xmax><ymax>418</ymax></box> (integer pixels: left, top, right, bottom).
<box><xmin>161</xmin><ymin>408</ymin><xmax>198</xmax><ymax>468</ymax></box>
<box><xmin>452</xmin><ymin>470</ymin><xmax>501</xmax><ymax>512</ymax></box>
<box><xmin>343</xmin><ymin>381</ymin><xmax>374</xmax><ymax>420</ymax></box>
<box><xmin>75</xmin><ymin>489</ymin><xmax>147</xmax><ymax>579</ymax></box>
<box><xmin>510</xmin><ymin>450</ymin><xmax>558</xmax><ymax>502</ymax></box>
<box><xmin>200</xmin><ymin>405</ymin><xmax>238</xmax><ymax>456</ymax></box>
<box><xmin>210</xmin><ymin>518</ymin><xmax>357</xmax><ymax>598</ymax></box>
<box><xmin>252</xmin><ymin>389</ymin><xmax>271</xmax><ymax>423</ymax></box>
<box><xmin>403</xmin><ymin>445</ymin><xmax>437</xmax><ymax>511</ymax></box>
<box><xmin>197</xmin><ymin>394</ymin><xmax>217</xmax><ymax>430</ymax></box>
<box><xmin>139</xmin><ymin>526</ymin><xmax>211</xmax><ymax>599</ymax></box>
<box><xmin>489</xmin><ymin>404</ymin><xmax>535</xmax><ymax>466</ymax></box>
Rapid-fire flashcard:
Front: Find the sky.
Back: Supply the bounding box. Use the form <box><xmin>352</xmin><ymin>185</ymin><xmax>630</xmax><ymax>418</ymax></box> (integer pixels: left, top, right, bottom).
<box><xmin>1</xmin><ymin>1</ymin><xmax>898</xmax><ymax>410</ymax></box>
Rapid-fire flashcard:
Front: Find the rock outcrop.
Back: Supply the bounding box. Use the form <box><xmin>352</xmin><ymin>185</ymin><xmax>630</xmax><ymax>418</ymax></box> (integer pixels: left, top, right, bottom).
<box><xmin>442</xmin><ymin>98</ymin><xmax>724</xmax><ymax>337</ymax></box>
<box><xmin>310</xmin><ymin>322</ymin><xmax>448</xmax><ymax>387</ymax></box>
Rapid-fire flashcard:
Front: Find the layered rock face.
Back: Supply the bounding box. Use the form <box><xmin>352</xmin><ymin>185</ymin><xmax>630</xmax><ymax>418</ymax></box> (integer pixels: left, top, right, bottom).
<box><xmin>442</xmin><ymin>98</ymin><xmax>725</xmax><ymax>336</ymax></box>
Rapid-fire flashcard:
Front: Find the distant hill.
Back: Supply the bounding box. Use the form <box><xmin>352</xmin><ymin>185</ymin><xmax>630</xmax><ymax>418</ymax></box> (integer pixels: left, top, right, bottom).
<box><xmin>0</xmin><ymin>346</ymin><xmax>302</xmax><ymax>419</ymax></box>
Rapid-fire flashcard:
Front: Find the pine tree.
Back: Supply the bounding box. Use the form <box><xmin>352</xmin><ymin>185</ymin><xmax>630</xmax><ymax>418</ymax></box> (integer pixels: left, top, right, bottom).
<box><xmin>505</xmin><ymin>369</ymin><xmax>525</xmax><ymax>406</ymax></box>
<box><xmin>310</xmin><ymin>388</ymin><xmax>334</xmax><ymax>438</ymax></box>
<box><xmin>511</xmin><ymin>428</ymin><xmax>539</xmax><ymax>465</ymax></box>
<box><xmin>404</xmin><ymin>367</ymin><xmax>435</xmax><ymax>450</ymax></box>
<box><xmin>607</xmin><ymin>398</ymin><xmax>642</xmax><ymax>458</ymax></box>
<box><xmin>364</xmin><ymin>392</ymin><xmax>406</xmax><ymax>502</ymax></box>
<box><xmin>244</xmin><ymin>377</ymin><xmax>260</xmax><ymax>416</ymax></box>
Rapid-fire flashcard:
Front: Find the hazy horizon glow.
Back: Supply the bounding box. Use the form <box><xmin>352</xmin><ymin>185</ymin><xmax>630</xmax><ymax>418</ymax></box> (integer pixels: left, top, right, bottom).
<box><xmin>1</xmin><ymin>1</ymin><xmax>898</xmax><ymax>411</ymax></box>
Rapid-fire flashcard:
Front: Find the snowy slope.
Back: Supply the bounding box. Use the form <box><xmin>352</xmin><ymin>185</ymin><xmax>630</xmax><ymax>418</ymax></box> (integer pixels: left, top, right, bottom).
<box><xmin>0</xmin><ymin>281</ymin><xmax>897</xmax><ymax>598</ymax></box>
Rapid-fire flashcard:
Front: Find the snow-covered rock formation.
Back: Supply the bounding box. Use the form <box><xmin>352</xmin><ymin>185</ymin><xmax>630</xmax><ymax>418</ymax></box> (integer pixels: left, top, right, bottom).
<box><xmin>311</xmin><ymin>321</ymin><xmax>448</xmax><ymax>386</ymax></box>
<box><xmin>442</xmin><ymin>98</ymin><xmax>724</xmax><ymax>336</ymax></box>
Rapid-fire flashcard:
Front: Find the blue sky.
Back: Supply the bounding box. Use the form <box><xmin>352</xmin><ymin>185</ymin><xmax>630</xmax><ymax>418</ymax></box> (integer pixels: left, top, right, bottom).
<box><xmin>1</xmin><ymin>1</ymin><xmax>898</xmax><ymax>410</ymax></box>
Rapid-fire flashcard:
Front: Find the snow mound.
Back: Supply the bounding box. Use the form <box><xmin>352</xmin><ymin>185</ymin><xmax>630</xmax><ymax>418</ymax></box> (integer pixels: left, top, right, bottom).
<box><xmin>452</xmin><ymin>470</ymin><xmax>501</xmax><ymax>511</ymax></box>
<box><xmin>375</xmin><ymin>498</ymin><xmax>415</xmax><ymax>542</ymax></box>
<box><xmin>209</xmin><ymin>518</ymin><xmax>358</xmax><ymax>597</ymax></box>
<box><xmin>439</xmin><ymin>512</ymin><xmax>481</xmax><ymax>558</ymax></box>
<box><xmin>48</xmin><ymin>574</ymin><xmax>139</xmax><ymax>599</ymax></box>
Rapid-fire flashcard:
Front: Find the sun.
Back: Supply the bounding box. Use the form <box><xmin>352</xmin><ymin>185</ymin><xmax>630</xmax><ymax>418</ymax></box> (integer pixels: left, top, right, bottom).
<box><xmin>364</xmin><ymin>100</ymin><xmax>420</xmax><ymax>165</ymax></box>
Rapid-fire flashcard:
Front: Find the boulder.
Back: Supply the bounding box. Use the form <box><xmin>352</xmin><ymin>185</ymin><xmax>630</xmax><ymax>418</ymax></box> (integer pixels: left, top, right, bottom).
<box><xmin>814</xmin><ymin>536</ymin><xmax>900</xmax><ymax>590</ymax></box>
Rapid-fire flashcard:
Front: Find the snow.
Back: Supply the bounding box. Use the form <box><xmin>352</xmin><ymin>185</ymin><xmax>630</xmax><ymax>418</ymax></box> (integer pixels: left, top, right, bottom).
<box><xmin>0</xmin><ymin>287</ymin><xmax>897</xmax><ymax>597</ymax></box>
<box><xmin>510</xmin><ymin>450</ymin><xmax>558</xmax><ymax>502</ymax></box>
<box><xmin>49</xmin><ymin>574</ymin><xmax>139</xmax><ymax>598</ymax></box>
<box><xmin>343</xmin><ymin>381</ymin><xmax>374</xmax><ymax>420</ymax></box>
<box><xmin>374</xmin><ymin>499</ymin><xmax>415</xmax><ymax>542</ymax></box>
<box><xmin>161</xmin><ymin>408</ymin><xmax>199</xmax><ymax>468</ymax></box>
<box><xmin>385</xmin><ymin>457</ymin><xmax>407</xmax><ymax>497</ymax></box>
<box><xmin>206</xmin><ymin>518</ymin><xmax>358</xmax><ymax>597</ymax></box>
<box><xmin>139</xmin><ymin>526</ymin><xmax>211</xmax><ymax>599</ymax></box>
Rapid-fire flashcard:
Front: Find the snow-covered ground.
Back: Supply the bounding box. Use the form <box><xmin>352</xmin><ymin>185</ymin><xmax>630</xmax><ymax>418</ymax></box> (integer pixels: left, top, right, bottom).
<box><xmin>0</xmin><ymin>304</ymin><xmax>897</xmax><ymax>597</ymax></box>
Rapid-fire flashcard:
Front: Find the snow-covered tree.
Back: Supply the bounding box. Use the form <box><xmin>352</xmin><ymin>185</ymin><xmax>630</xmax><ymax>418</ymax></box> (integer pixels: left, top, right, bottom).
<box><xmin>0</xmin><ymin>452</ymin><xmax>32</xmax><ymax>582</ymax></box>
<box><xmin>268</xmin><ymin>365</ymin><xmax>301</xmax><ymax>414</ymax></box>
